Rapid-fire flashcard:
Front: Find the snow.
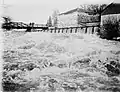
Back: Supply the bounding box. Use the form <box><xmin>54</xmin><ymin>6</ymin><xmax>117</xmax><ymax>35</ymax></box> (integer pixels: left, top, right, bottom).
<box><xmin>3</xmin><ymin>31</ymin><xmax>120</xmax><ymax>92</ymax></box>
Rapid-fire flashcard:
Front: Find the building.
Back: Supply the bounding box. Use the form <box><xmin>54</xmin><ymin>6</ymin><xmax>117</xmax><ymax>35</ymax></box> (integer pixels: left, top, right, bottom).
<box><xmin>57</xmin><ymin>7</ymin><xmax>99</xmax><ymax>28</ymax></box>
<box><xmin>101</xmin><ymin>3</ymin><xmax>120</xmax><ymax>25</ymax></box>
<box><xmin>57</xmin><ymin>8</ymin><xmax>85</xmax><ymax>28</ymax></box>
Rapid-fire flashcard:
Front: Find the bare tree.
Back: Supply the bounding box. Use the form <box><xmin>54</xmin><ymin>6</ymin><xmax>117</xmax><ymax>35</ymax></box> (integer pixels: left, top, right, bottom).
<box><xmin>87</xmin><ymin>4</ymin><xmax>107</xmax><ymax>15</ymax></box>
<box><xmin>52</xmin><ymin>9</ymin><xmax>59</xmax><ymax>27</ymax></box>
<box><xmin>2</xmin><ymin>16</ymin><xmax>12</xmax><ymax>23</ymax></box>
<box><xmin>79</xmin><ymin>4</ymin><xmax>107</xmax><ymax>26</ymax></box>
<box><xmin>88</xmin><ymin>4</ymin><xmax>107</xmax><ymax>23</ymax></box>
<box><xmin>80</xmin><ymin>4</ymin><xmax>107</xmax><ymax>15</ymax></box>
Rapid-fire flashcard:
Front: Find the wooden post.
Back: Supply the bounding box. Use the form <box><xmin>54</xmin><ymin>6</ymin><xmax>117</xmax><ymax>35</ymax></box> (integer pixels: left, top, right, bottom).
<box><xmin>55</xmin><ymin>29</ymin><xmax>57</xmax><ymax>33</ymax></box>
<box><xmin>20</xmin><ymin>22</ymin><xmax>22</xmax><ymax>28</ymax></box>
<box><xmin>85</xmin><ymin>27</ymin><xmax>87</xmax><ymax>33</ymax></box>
<box><xmin>51</xmin><ymin>29</ymin><xmax>52</xmax><ymax>33</ymax></box>
<box><xmin>54</xmin><ymin>28</ymin><xmax>56</xmax><ymax>33</ymax></box>
<box><xmin>66</xmin><ymin>28</ymin><xmax>68</xmax><ymax>33</ymax></box>
<box><xmin>70</xmin><ymin>28</ymin><xmax>72</xmax><ymax>33</ymax></box>
<box><xmin>58</xmin><ymin>29</ymin><xmax>60</xmax><ymax>33</ymax></box>
<box><xmin>62</xmin><ymin>28</ymin><xmax>63</xmax><ymax>33</ymax></box>
<box><xmin>92</xmin><ymin>26</ymin><xmax>94</xmax><ymax>34</ymax></box>
<box><xmin>17</xmin><ymin>23</ymin><xmax>19</xmax><ymax>28</ymax></box>
<box><xmin>75</xmin><ymin>27</ymin><xmax>77</xmax><ymax>33</ymax></box>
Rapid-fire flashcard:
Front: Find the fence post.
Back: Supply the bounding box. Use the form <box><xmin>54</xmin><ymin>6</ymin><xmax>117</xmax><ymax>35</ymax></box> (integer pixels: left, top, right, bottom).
<box><xmin>44</xmin><ymin>29</ymin><xmax>45</xmax><ymax>32</ymax></box>
<box><xmin>58</xmin><ymin>28</ymin><xmax>60</xmax><ymax>33</ymax></box>
<box><xmin>75</xmin><ymin>27</ymin><xmax>77</xmax><ymax>33</ymax></box>
<box><xmin>70</xmin><ymin>28</ymin><xmax>72</xmax><ymax>33</ymax></box>
<box><xmin>51</xmin><ymin>29</ymin><xmax>53</xmax><ymax>33</ymax></box>
<box><xmin>17</xmin><ymin>23</ymin><xmax>19</xmax><ymax>28</ymax></box>
<box><xmin>54</xmin><ymin>28</ymin><xmax>56</xmax><ymax>33</ymax></box>
<box><xmin>72</xmin><ymin>28</ymin><xmax>75</xmax><ymax>33</ymax></box>
<box><xmin>85</xmin><ymin>27</ymin><xmax>87</xmax><ymax>33</ymax></box>
<box><xmin>92</xmin><ymin>26</ymin><xmax>94</xmax><ymax>34</ymax></box>
<box><xmin>66</xmin><ymin>28</ymin><xmax>68</xmax><ymax>33</ymax></box>
<box><xmin>62</xmin><ymin>28</ymin><xmax>64</xmax><ymax>33</ymax></box>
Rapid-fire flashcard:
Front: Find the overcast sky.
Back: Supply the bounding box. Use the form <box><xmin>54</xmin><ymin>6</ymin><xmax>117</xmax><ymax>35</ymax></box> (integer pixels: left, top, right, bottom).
<box><xmin>2</xmin><ymin>0</ymin><xmax>117</xmax><ymax>24</ymax></box>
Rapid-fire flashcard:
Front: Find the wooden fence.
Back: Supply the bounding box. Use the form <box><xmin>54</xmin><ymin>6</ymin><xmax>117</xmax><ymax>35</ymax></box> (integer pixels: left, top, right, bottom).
<box><xmin>31</xmin><ymin>25</ymin><xmax>99</xmax><ymax>34</ymax></box>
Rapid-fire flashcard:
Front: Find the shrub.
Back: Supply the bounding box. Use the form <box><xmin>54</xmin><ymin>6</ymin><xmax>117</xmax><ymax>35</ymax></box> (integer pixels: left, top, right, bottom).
<box><xmin>2</xmin><ymin>16</ymin><xmax>13</xmax><ymax>31</ymax></box>
<box><xmin>99</xmin><ymin>16</ymin><xmax>120</xmax><ymax>40</ymax></box>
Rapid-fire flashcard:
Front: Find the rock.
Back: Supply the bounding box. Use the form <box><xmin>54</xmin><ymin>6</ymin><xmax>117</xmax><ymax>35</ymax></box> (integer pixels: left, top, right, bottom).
<box><xmin>48</xmin><ymin>79</ymin><xmax>57</xmax><ymax>83</ymax></box>
<box><xmin>49</xmin><ymin>63</ymin><xmax>55</xmax><ymax>67</ymax></box>
<box><xmin>46</xmin><ymin>79</ymin><xmax>59</xmax><ymax>91</ymax></box>
<box><xmin>75</xmin><ymin>58</ymin><xmax>91</xmax><ymax>64</ymax></box>
<box><xmin>20</xmin><ymin>63</ymin><xmax>37</xmax><ymax>71</ymax></box>
<box><xmin>58</xmin><ymin>63</ymin><xmax>67</xmax><ymax>68</ymax></box>
<box><xmin>62</xmin><ymin>82</ymin><xmax>78</xmax><ymax>91</ymax></box>
<box><xmin>116</xmin><ymin>64</ymin><xmax>120</xmax><ymax>69</ymax></box>
<box><xmin>24</xmin><ymin>68</ymin><xmax>41</xmax><ymax>81</ymax></box>
<box><xmin>105</xmin><ymin>64</ymin><xmax>120</xmax><ymax>76</ymax></box>
<box><xmin>72</xmin><ymin>58</ymin><xmax>91</xmax><ymax>69</ymax></box>
<box><xmin>110</xmin><ymin>61</ymin><xmax>117</xmax><ymax>66</ymax></box>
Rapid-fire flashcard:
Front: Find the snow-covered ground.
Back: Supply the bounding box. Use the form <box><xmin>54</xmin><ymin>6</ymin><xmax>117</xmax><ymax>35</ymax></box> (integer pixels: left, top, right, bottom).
<box><xmin>2</xmin><ymin>30</ymin><xmax>120</xmax><ymax>92</ymax></box>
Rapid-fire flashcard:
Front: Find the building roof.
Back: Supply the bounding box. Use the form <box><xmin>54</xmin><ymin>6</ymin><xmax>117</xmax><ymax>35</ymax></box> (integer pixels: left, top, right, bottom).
<box><xmin>59</xmin><ymin>8</ymin><xmax>86</xmax><ymax>15</ymax></box>
<box><xmin>101</xmin><ymin>3</ymin><xmax>120</xmax><ymax>15</ymax></box>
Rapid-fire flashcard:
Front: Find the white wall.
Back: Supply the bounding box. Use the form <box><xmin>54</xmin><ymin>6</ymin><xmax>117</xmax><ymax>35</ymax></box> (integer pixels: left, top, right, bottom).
<box><xmin>101</xmin><ymin>14</ymin><xmax>120</xmax><ymax>25</ymax></box>
<box><xmin>57</xmin><ymin>12</ymin><xmax>78</xmax><ymax>28</ymax></box>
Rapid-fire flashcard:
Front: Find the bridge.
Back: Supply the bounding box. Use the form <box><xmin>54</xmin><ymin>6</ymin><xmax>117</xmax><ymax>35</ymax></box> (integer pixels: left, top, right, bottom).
<box><xmin>3</xmin><ymin>22</ymin><xmax>48</xmax><ymax>30</ymax></box>
<box><xmin>2</xmin><ymin>21</ymin><xmax>99</xmax><ymax>34</ymax></box>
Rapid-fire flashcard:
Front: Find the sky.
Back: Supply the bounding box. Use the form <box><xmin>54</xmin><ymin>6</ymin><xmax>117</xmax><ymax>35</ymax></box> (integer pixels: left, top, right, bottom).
<box><xmin>1</xmin><ymin>0</ymin><xmax>117</xmax><ymax>24</ymax></box>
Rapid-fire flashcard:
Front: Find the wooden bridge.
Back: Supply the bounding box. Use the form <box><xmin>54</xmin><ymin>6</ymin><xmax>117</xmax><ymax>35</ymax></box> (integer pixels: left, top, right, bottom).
<box><xmin>3</xmin><ymin>22</ymin><xmax>48</xmax><ymax>30</ymax></box>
